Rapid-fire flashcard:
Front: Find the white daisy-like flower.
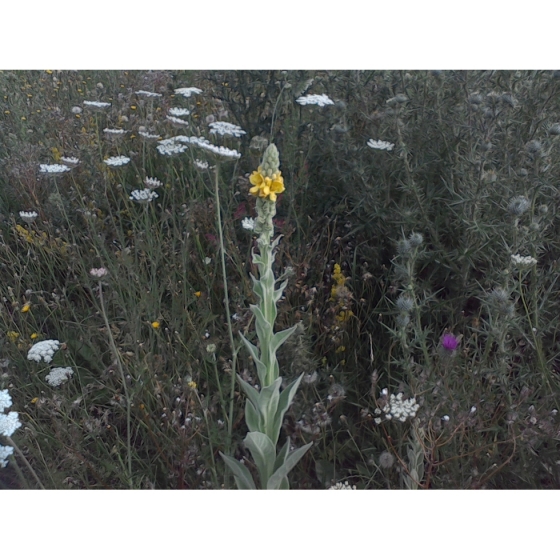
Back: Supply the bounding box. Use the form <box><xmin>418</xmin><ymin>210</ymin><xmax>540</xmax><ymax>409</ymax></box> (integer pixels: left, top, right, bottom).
<box><xmin>19</xmin><ymin>211</ymin><xmax>38</xmax><ymax>223</ymax></box>
<box><xmin>157</xmin><ymin>143</ymin><xmax>188</xmax><ymax>156</ymax></box>
<box><xmin>194</xmin><ymin>159</ymin><xmax>209</xmax><ymax>169</ymax></box>
<box><xmin>39</xmin><ymin>164</ymin><xmax>71</xmax><ymax>174</ymax></box>
<box><xmin>367</xmin><ymin>139</ymin><xmax>395</xmax><ymax>151</ymax></box>
<box><xmin>83</xmin><ymin>100</ymin><xmax>111</xmax><ymax>110</ymax></box>
<box><xmin>174</xmin><ymin>87</ymin><xmax>203</xmax><ymax>98</ymax></box>
<box><xmin>103</xmin><ymin>128</ymin><xmax>127</xmax><ymax>136</ymax></box>
<box><xmin>241</xmin><ymin>217</ymin><xmax>255</xmax><ymax>231</ymax></box>
<box><xmin>27</xmin><ymin>339</ymin><xmax>60</xmax><ymax>363</ymax></box>
<box><xmin>208</xmin><ymin>121</ymin><xmax>246</xmax><ymax>137</ymax></box>
<box><xmin>139</xmin><ymin>131</ymin><xmax>161</xmax><ymax>141</ymax></box>
<box><xmin>511</xmin><ymin>254</ymin><xmax>538</xmax><ymax>267</ymax></box>
<box><xmin>104</xmin><ymin>156</ymin><xmax>131</xmax><ymax>167</ymax></box>
<box><xmin>144</xmin><ymin>177</ymin><xmax>163</xmax><ymax>189</ymax></box>
<box><xmin>60</xmin><ymin>156</ymin><xmax>80</xmax><ymax>167</ymax></box>
<box><xmin>0</xmin><ymin>411</ymin><xmax>22</xmax><ymax>437</ymax></box>
<box><xmin>130</xmin><ymin>189</ymin><xmax>159</xmax><ymax>203</ymax></box>
<box><xmin>0</xmin><ymin>389</ymin><xmax>12</xmax><ymax>413</ymax></box>
<box><xmin>135</xmin><ymin>90</ymin><xmax>162</xmax><ymax>98</ymax></box>
<box><xmin>45</xmin><ymin>366</ymin><xmax>74</xmax><ymax>387</ymax></box>
<box><xmin>166</xmin><ymin>115</ymin><xmax>189</xmax><ymax>127</ymax></box>
<box><xmin>296</xmin><ymin>94</ymin><xmax>334</xmax><ymax>107</ymax></box>
<box><xmin>168</xmin><ymin>107</ymin><xmax>191</xmax><ymax>117</ymax></box>
<box><xmin>0</xmin><ymin>445</ymin><xmax>15</xmax><ymax>468</ymax></box>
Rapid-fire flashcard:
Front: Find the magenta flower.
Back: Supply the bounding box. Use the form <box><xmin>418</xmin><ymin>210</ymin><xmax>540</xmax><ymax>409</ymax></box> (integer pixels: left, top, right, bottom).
<box><xmin>441</xmin><ymin>333</ymin><xmax>459</xmax><ymax>352</ymax></box>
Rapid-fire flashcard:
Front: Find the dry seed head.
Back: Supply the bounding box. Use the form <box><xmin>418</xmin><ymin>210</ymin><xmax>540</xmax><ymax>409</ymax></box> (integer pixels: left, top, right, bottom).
<box><xmin>408</xmin><ymin>232</ymin><xmax>423</xmax><ymax>247</ymax></box>
<box><xmin>507</xmin><ymin>195</ymin><xmax>530</xmax><ymax>216</ymax></box>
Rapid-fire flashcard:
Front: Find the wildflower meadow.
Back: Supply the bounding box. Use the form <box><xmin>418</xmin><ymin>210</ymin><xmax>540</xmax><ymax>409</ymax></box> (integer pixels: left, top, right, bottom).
<box><xmin>2</xmin><ymin>70</ymin><xmax>560</xmax><ymax>489</ymax></box>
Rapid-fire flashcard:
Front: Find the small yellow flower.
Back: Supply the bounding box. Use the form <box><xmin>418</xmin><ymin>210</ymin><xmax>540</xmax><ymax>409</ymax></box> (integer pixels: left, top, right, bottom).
<box><xmin>130</xmin><ymin>105</ymin><xmax>137</xmax><ymax>110</ymax></box>
<box><xmin>187</xmin><ymin>380</ymin><xmax>197</xmax><ymax>390</ymax></box>
<box><xmin>7</xmin><ymin>331</ymin><xmax>20</xmax><ymax>342</ymax></box>
<box><xmin>249</xmin><ymin>166</ymin><xmax>285</xmax><ymax>202</ymax></box>
<box><xmin>151</xmin><ymin>321</ymin><xmax>161</xmax><ymax>329</ymax></box>
<box><xmin>21</xmin><ymin>303</ymin><xmax>31</xmax><ymax>313</ymax></box>
<box><xmin>194</xmin><ymin>291</ymin><xmax>202</xmax><ymax>298</ymax></box>
<box><xmin>335</xmin><ymin>345</ymin><xmax>346</xmax><ymax>354</ymax></box>
<box><xmin>30</xmin><ymin>333</ymin><xmax>39</xmax><ymax>340</ymax></box>
<box><xmin>139</xmin><ymin>403</ymin><xmax>145</xmax><ymax>411</ymax></box>
<box><xmin>31</xmin><ymin>397</ymin><xmax>39</xmax><ymax>404</ymax></box>
<box><xmin>46</xmin><ymin>70</ymin><xmax>53</xmax><ymax>74</ymax></box>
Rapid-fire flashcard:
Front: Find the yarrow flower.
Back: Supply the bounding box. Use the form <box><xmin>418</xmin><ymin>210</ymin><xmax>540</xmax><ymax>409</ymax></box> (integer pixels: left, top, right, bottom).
<box><xmin>296</xmin><ymin>94</ymin><xmax>334</xmax><ymax>107</ymax></box>
<box><xmin>367</xmin><ymin>139</ymin><xmax>395</xmax><ymax>151</ymax></box>
<box><xmin>130</xmin><ymin>189</ymin><xmax>159</xmax><ymax>203</ymax></box>
<box><xmin>0</xmin><ymin>411</ymin><xmax>21</xmax><ymax>437</ymax></box>
<box><xmin>241</xmin><ymin>217</ymin><xmax>256</xmax><ymax>230</ymax></box>
<box><xmin>194</xmin><ymin>159</ymin><xmax>209</xmax><ymax>170</ymax></box>
<box><xmin>0</xmin><ymin>445</ymin><xmax>15</xmax><ymax>468</ymax></box>
<box><xmin>27</xmin><ymin>339</ymin><xmax>60</xmax><ymax>363</ymax></box>
<box><xmin>90</xmin><ymin>267</ymin><xmax>108</xmax><ymax>278</ymax></box>
<box><xmin>249</xmin><ymin>166</ymin><xmax>285</xmax><ymax>202</ymax></box>
<box><xmin>174</xmin><ymin>87</ymin><xmax>203</xmax><ymax>98</ymax></box>
<box><xmin>39</xmin><ymin>163</ymin><xmax>71</xmax><ymax>174</ymax></box>
<box><xmin>0</xmin><ymin>389</ymin><xmax>12</xmax><ymax>413</ymax></box>
<box><xmin>144</xmin><ymin>177</ymin><xmax>163</xmax><ymax>189</ymax></box>
<box><xmin>328</xmin><ymin>481</ymin><xmax>357</xmax><ymax>490</ymax></box>
<box><xmin>83</xmin><ymin>100</ymin><xmax>111</xmax><ymax>110</ymax></box>
<box><xmin>19</xmin><ymin>211</ymin><xmax>38</xmax><ymax>223</ymax></box>
<box><xmin>104</xmin><ymin>156</ymin><xmax>130</xmax><ymax>167</ymax></box>
<box><xmin>374</xmin><ymin>391</ymin><xmax>420</xmax><ymax>423</ymax></box>
<box><xmin>208</xmin><ymin>121</ymin><xmax>246</xmax><ymax>137</ymax></box>
<box><xmin>441</xmin><ymin>333</ymin><xmax>459</xmax><ymax>352</ymax></box>
<box><xmin>511</xmin><ymin>254</ymin><xmax>537</xmax><ymax>267</ymax></box>
<box><xmin>168</xmin><ymin>107</ymin><xmax>191</xmax><ymax>117</ymax></box>
<box><xmin>135</xmin><ymin>90</ymin><xmax>162</xmax><ymax>98</ymax></box>
<box><xmin>45</xmin><ymin>366</ymin><xmax>74</xmax><ymax>387</ymax></box>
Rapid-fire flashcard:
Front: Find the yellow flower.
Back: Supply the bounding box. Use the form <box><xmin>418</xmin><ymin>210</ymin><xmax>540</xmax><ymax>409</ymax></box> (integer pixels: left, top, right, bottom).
<box><xmin>249</xmin><ymin>166</ymin><xmax>285</xmax><ymax>202</ymax></box>
<box><xmin>151</xmin><ymin>321</ymin><xmax>161</xmax><ymax>329</ymax></box>
<box><xmin>30</xmin><ymin>333</ymin><xmax>39</xmax><ymax>340</ymax></box>
<box><xmin>7</xmin><ymin>331</ymin><xmax>20</xmax><ymax>342</ymax></box>
<box><xmin>194</xmin><ymin>291</ymin><xmax>202</xmax><ymax>298</ymax></box>
<box><xmin>21</xmin><ymin>303</ymin><xmax>31</xmax><ymax>313</ymax></box>
<box><xmin>31</xmin><ymin>397</ymin><xmax>39</xmax><ymax>404</ymax></box>
<box><xmin>187</xmin><ymin>380</ymin><xmax>197</xmax><ymax>390</ymax></box>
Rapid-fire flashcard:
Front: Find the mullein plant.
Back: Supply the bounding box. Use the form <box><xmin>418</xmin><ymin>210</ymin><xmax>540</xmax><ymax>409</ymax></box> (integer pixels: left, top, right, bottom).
<box><xmin>220</xmin><ymin>144</ymin><xmax>313</xmax><ymax>489</ymax></box>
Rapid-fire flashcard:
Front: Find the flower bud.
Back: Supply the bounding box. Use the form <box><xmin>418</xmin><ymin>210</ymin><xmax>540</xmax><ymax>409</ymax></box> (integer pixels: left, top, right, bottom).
<box><xmin>261</xmin><ymin>143</ymin><xmax>280</xmax><ymax>178</ymax></box>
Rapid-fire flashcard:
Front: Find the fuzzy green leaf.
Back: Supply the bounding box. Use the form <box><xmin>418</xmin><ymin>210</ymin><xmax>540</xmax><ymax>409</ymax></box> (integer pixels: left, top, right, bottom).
<box><xmin>267</xmin><ymin>442</ymin><xmax>313</xmax><ymax>490</ymax></box>
<box><xmin>244</xmin><ymin>432</ymin><xmax>277</xmax><ymax>487</ymax></box>
<box><xmin>269</xmin><ymin>324</ymin><xmax>298</xmax><ymax>356</ymax></box>
<box><xmin>270</xmin><ymin>374</ymin><xmax>304</xmax><ymax>443</ymax></box>
<box><xmin>219</xmin><ymin>453</ymin><xmax>257</xmax><ymax>490</ymax></box>
<box><xmin>239</xmin><ymin>333</ymin><xmax>267</xmax><ymax>386</ymax></box>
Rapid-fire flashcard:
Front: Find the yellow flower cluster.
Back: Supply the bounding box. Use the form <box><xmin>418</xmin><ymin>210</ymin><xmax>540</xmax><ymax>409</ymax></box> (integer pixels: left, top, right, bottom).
<box><xmin>15</xmin><ymin>225</ymin><xmax>68</xmax><ymax>255</ymax></box>
<box><xmin>249</xmin><ymin>166</ymin><xmax>285</xmax><ymax>202</ymax></box>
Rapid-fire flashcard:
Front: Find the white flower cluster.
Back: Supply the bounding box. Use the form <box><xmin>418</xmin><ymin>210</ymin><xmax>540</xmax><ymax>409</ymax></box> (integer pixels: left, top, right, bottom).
<box><xmin>19</xmin><ymin>211</ymin><xmax>38</xmax><ymax>223</ymax></box>
<box><xmin>130</xmin><ymin>189</ymin><xmax>159</xmax><ymax>203</ymax></box>
<box><xmin>174</xmin><ymin>87</ymin><xmax>203</xmax><ymax>98</ymax></box>
<box><xmin>45</xmin><ymin>367</ymin><xmax>74</xmax><ymax>387</ymax></box>
<box><xmin>0</xmin><ymin>389</ymin><xmax>12</xmax><ymax>412</ymax></box>
<box><xmin>208</xmin><ymin>121</ymin><xmax>246</xmax><ymax>137</ymax></box>
<box><xmin>367</xmin><ymin>139</ymin><xmax>395</xmax><ymax>151</ymax></box>
<box><xmin>0</xmin><ymin>444</ymin><xmax>15</xmax><ymax>468</ymax></box>
<box><xmin>157</xmin><ymin>141</ymin><xmax>188</xmax><ymax>156</ymax></box>
<box><xmin>60</xmin><ymin>156</ymin><xmax>80</xmax><ymax>167</ymax></box>
<box><xmin>135</xmin><ymin>90</ymin><xmax>162</xmax><ymax>98</ymax></box>
<box><xmin>328</xmin><ymin>481</ymin><xmax>357</xmax><ymax>490</ymax></box>
<box><xmin>168</xmin><ymin>107</ymin><xmax>191</xmax><ymax>117</ymax></box>
<box><xmin>104</xmin><ymin>156</ymin><xmax>130</xmax><ymax>167</ymax></box>
<box><xmin>296</xmin><ymin>94</ymin><xmax>334</xmax><ymax>107</ymax></box>
<box><xmin>27</xmin><ymin>339</ymin><xmax>60</xmax><ymax>363</ymax></box>
<box><xmin>139</xmin><ymin>131</ymin><xmax>161</xmax><ymax>140</ymax></box>
<box><xmin>90</xmin><ymin>267</ymin><xmax>108</xmax><ymax>278</ymax></box>
<box><xmin>166</xmin><ymin>115</ymin><xmax>189</xmax><ymax>127</ymax></box>
<box><xmin>194</xmin><ymin>159</ymin><xmax>209</xmax><ymax>170</ymax></box>
<box><xmin>103</xmin><ymin>128</ymin><xmax>127</xmax><ymax>136</ymax></box>
<box><xmin>511</xmin><ymin>254</ymin><xmax>537</xmax><ymax>267</ymax></box>
<box><xmin>241</xmin><ymin>217</ymin><xmax>255</xmax><ymax>231</ymax></box>
<box><xmin>39</xmin><ymin>164</ymin><xmax>71</xmax><ymax>174</ymax></box>
<box><xmin>83</xmin><ymin>100</ymin><xmax>111</xmax><ymax>109</ymax></box>
<box><xmin>0</xmin><ymin>412</ymin><xmax>21</xmax><ymax>437</ymax></box>
<box><xmin>144</xmin><ymin>176</ymin><xmax>163</xmax><ymax>189</ymax></box>
<box><xmin>158</xmin><ymin>135</ymin><xmax>241</xmax><ymax>160</ymax></box>
<box><xmin>374</xmin><ymin>391</ymin><xmax>420</xmax><ymax>424</ymax></box>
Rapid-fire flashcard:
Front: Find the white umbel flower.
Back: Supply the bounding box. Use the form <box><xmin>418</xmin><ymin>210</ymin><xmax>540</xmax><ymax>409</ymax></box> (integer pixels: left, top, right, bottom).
<box><xmin>27</xmin><ymin>339</ymin><xmax>60</xmax><ymax>363</ymax></box>
<box><xmin>144</xmin><ymin>177</ymin><xmax>163</xmax><ymax>189</ymax></box>
<box><xmin>39</xmin><ymin>164</ymin><xmax>71</xmax><ymax>174</ymax></box>
<box><xmin>328</xmin><ymin>481</ymin><xmax>357</xmax><ymax>490</ymax></box>
<box><xmin>130</xmin><ymin>189</ymin><xmax>159</xmax><ymax>203</ymax></box>
<box><xmin>19</xmin><ymin>211</ymin><xmax>38</xmax><ymax>223</ymax></box>
<box><xmin>0</xmin><ymin>411</ymin><xmax>22</xmax><ymax>437</ymax></box>
<box><xmin>103</xmin><ymin>128</ymin><xmax>127</xmax><ymax>136</ymax></box>
<box><xmin>166</xmin><ymin>115</ymin><xmax>189</xmax><ymax>127</ymax></box>
<box><xmin>168</xmin><ymin>107</ymin><xmax>191</xmax><ymax>117</ymax></box>
<box><xmin>139</xmin><ymin>131</ymin><xmax>161</xmax><ymax>140</ymax></box>
<box><xmin>45</xmin><ymin>367</ymin><xmax>74</xmax><ymax>387</ymax></box>
<box><xmin>0</xmin><ymin>445</ymin><xmax>15</xmax><ymax>468</ymax></box>
<box><xmin>241</xmin><ymin>217</ymin><xmax>256</xmax><ymax>231</ymax></box>
<box><xmin>375</xmin><ymin>391</ymin><xmax>420</xmax><ymax>423</ymax></box>
<box><xmin>0</xmin><ymin>389</ymin><xmax>12</xmax><ymax>413</ymax></box>
<box><xmin>367</xmin><ymin>139</ymin><xmax>395</xmax><ymax>151</ymax></box>
<box><xmin>83</xmin><ymin>100</ymin><xmax>111</xmax><ymax>109</ymax></box>
<box><xmin>174</xmin><ymin>87</ymin><xmax>203</xmax><ymax>98</ymax></box>
<box><xmin>135</xmin><ymin>90</ymin><xmax>162</xmax><ymax>98</ymax></box>
<box><xmin>60</xmin><ymin>156</ymin><xmax>80</xmax><ymax>167</ymax></box>
<box><xmin>208</xmin><ymin>121</ymin><xmax>246</xmax><ymax>137</ymax></box>
<box><xmin>157</xmin><ymin>143</ymin><xmax>188</xmax><ymax>156</ymax></box>
<box><xmin>296</xmin><ymin>94</ymin><xmax>334</xmax><ymax>107</ymax></box>
<box><xmin>511</xmin><ymin>254</ymin><xmax>538</xmax><ymax>267</ymax></box>
<box><xmin>104</xmin><ymin>156</ymin><xmax>130</xmax><ymax>167</ymax></box>
<box><xmin>194</xmin><ymin>159</ymin><xmax>209</xmax><ymax>169</ymax></box>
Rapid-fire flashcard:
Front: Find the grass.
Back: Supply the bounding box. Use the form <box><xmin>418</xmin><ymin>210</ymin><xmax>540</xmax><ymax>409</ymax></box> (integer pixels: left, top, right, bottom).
<box><xmin>2</xmin><ymin>70</ymin><xmax>560</xmax><ymax>489</ymax></box>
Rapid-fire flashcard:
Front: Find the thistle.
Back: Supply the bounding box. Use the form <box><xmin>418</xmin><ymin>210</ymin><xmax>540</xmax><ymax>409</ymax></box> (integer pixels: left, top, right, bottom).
<box><xmin>220</xmin><ymin>144</ymin><xmax>312</xmax><ymax>489</ymax></box>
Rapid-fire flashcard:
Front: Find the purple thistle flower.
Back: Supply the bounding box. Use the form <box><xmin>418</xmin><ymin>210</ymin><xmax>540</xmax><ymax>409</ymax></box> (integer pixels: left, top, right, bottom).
<box><xmin>441</xmin><ymin>333</ymin><xmax>459</xmax><ymax>352</ymax></box>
